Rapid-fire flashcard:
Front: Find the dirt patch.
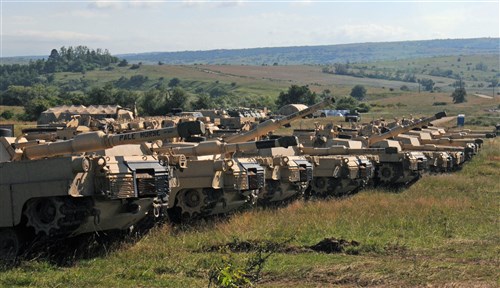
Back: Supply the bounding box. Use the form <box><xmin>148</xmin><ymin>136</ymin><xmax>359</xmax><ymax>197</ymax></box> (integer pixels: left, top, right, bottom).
<box><xmin>200</xmin><ymin>237</ymin><xmax>360</xmax><ymax>254</ymax></box>
<box><xmin>308</xmin><ymin>237</ymin><xmax>360</xmax><ymax>254</ymax></box>
<box><xmin>488</xmin><ymin>156</ymin><xmax>500</xmax><ymax>162</ymax></box>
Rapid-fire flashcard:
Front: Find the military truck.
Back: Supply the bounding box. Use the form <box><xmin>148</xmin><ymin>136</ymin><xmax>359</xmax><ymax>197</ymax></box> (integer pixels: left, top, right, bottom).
<box><xmin>0</xmin><ymin>121</ymin><xmax>204</xmax><ymax>259</ymax></box>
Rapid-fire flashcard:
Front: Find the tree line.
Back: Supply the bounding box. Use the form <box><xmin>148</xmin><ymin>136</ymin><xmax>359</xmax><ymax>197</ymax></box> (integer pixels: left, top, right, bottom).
<box><xmin>0</xmin><ymin>46</ymin><xmax>118</xmax><ymax>91</ymax></box>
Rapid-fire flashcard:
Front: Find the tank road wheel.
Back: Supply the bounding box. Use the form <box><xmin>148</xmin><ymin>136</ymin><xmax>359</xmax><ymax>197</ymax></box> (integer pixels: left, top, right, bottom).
<box><xmin>377</xmin><ymin>163</ymin><xmax>398</xmax><ymax>184</ymax></box>
<box><xmin>177</xmin><ymin>189</ymin><xmax>207</xmax><ymax>219</ymax></box>
<box><xmin>24</xmin><ymin>197</ymin><xmax>65</xmax><ymax>236</ymax></box>
<box><xmin>0</xmin><ymin>229</ymin><xmax>21</xmax><ymax>261</ymax></box>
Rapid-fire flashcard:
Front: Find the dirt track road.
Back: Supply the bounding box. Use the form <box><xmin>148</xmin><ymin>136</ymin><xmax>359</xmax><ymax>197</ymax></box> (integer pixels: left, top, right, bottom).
<box><xmin>474</xmin><ymin>93</ymin><xmax>494</xmax><ymax>99</ymax></box>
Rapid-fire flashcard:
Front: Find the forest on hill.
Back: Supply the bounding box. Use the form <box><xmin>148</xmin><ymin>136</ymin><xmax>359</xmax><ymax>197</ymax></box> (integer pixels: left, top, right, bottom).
<box><xmin>119</xmin><ymin>38</ymin><xmax>499</xmax><ymax>65</ymax></box>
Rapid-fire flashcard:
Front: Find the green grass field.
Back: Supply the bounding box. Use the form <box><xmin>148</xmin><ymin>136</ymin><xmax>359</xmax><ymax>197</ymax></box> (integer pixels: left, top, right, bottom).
<box><xmin>1</xmin><ymin>139</ymin><xmax>498</xmax><ymax>287</ymax></box>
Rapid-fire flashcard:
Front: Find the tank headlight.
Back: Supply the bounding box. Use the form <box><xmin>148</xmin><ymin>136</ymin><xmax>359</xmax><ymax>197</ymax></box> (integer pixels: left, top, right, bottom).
<box><xmin>282</xmin><ymin>157</ymin><xmax>289</xmax><ymax>164</ymax></box>
<box><xmin>97</xmin><ymin>156</ymin><xmax>107</xmax><ymax>167</ymax></box>
<box><xmin>72</xmin><ymin>157</ymin><xmax>91</xmax><ymax>173</ymax></box>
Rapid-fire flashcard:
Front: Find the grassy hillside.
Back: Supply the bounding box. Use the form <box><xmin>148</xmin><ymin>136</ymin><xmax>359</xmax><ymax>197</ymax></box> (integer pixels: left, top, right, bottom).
<box><xmin>50</xmin><ymin>53</ymin><xmax>499</xmax><ymax>109</ymax></box>
<box><xmin>2</xmin><ymin>139</ymin><xmax>498</xmax><ymax>287</ymax></box>
<box><xmin>118</xmin><ymin>38</ymin><xmax>499</xmax><ymax>65</ymax></box>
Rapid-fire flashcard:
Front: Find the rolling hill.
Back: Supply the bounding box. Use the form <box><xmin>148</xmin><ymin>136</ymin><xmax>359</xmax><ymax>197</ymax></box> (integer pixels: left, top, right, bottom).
<box><xmin>118</xmin><ymin>38</ymin><xmax>499</xmax><ymax>65</ymax></box>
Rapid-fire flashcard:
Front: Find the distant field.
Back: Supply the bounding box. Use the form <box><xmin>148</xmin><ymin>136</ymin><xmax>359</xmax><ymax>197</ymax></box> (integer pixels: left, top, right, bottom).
<box><xmin>52</xmin><ymin>54</ymin><xmax>499</xmax><ymax>108</ymax></box>
<box><xmin>2</xmin><ymin>54</ymin><xmax>498</xmax><ymax>129</ymax></box>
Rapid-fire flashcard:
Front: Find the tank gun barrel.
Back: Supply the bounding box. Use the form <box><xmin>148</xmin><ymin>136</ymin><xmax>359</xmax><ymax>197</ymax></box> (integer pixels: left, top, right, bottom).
<box><xmin>367</xmin><ymin>112</ymin><xmax>446</xmax><ymax>146</ymax></box>
<box><xmin>299</xmin><ymin>145</ymin><xmax>397</xmax><ymax>156</ymax></box>
<box><xmin>401</xmin><ymin>144</ymin><xmax>464</xmax><ymax>152</ymax></box>
<box><xmin>22</xmin><ymin>121</ymin><xmax>205</xmax><ymax>160</ymax></box>
<box><xmin>155</xmin><ymin>136</ymin><xmax>299</xmax><ymax>157</ymax></box>
<box><xmin>225</xmin><ymin>97</ymin><xmax>335</xmax><ymax>143</ymax></box>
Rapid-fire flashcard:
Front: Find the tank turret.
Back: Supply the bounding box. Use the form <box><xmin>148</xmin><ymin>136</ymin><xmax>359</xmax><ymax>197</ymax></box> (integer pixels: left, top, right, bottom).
<box><xmin>155</xmin><ymin>136</ymin><xmax>298</xmax><ymax>157</ymax></box>
<box><xmin>224</xmin><ymin>97</ymin><xmax>335</xmax><ymax>143</ymax></box>
<box><xmin>298</xmin><ymin>145</ymin><xmax>397</xmax><ymax>156</ymax></box>
<box><xmin>366</xmin><ymin>112</ymin><xmax>446</xmax><ymax>146</ymax></box>
<box><xmin>10</xmin><ymin>121</ymin><xmax>204</xmax><ymax>161</ymax></box>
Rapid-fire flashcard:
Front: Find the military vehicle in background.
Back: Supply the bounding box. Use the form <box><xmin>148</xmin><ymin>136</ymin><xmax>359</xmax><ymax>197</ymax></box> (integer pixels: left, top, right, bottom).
<box><xmin>232</xmin><ymin>141</ymin><xmax>313</xmax><ymax>206</ymax></box>
<box><xmin>37</xmin><ymin>105</ymin><xmax>135</xmax><ymax>125</ymax></box>
<box><xmin>344</xmin><ymin>111</ymin><xmax>361</xmax><ymax>122</ymax></box>
<box><xmin>298</xmin><ymin>113</ymin><xmax>448</xmax><ymax>187</ymax></box>
<box><xmin>297</xmin><ymin>145</ymin><xmax>385</xmax><ymax>197</ymax></box>
<box><xmin>152</xmin><ymin>136</ymin><xmax>299</xmax><ymax>220</ymax></box>
<box><xmin>0</xmin><ymin>121</ymin><xmax>204</xmax><ymax>259</ymax></box>
<box><xmin>394</xmin><ymin>134</ymin><xmax>466</xmax><ymax>172</ymax></box>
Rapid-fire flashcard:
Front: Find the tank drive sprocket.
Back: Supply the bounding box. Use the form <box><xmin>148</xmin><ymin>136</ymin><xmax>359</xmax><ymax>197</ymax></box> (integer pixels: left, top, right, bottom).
<box><xmin>177</xmin><ymin>189</ymin><xmax>208</xmax><ymax>218</ymax></box>
<box><xmin>310</xmin><ymin>177</ymin><xmax>329</xmax><ymax>198</ymax></box>
<box><xmin>377</xmin><ymin>163</ymin><xmax>398</xmax><ymax>183</ymax></box>
<box><xmin>24</xmin><ymin>197</ymin><xmax>65</xmax><ymax>236</ymax></box>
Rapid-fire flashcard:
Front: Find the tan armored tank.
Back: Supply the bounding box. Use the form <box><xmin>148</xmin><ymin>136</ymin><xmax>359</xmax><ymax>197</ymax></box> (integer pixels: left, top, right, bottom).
<box><xmin>0</xmin><ymin>121</ymin><xmax>204</xmax><ymax>259</ymax></box>
<box><xmin>345</xmin><ymin>139</ymin><xmax>427</xmax><ymax>187</ymax></box>
<box><xmin>230</xmin><ymin>139</ymin><xmax>313</xmax><ymax>206</ymax></box>
<box><xmin>152</xmin><ymin>136</ymin><xmax>299</xmax><ymax>220</ymax></box>
<box><xmin>358</xmin><ymin>113</ymin><xmax>448</xmax><ymax>185</ymax></box>
<box><xmin>405</xmin><ymin>130</ymin><xmax>480</xmax><ymax>161</ymax></box>
<box><xmin>319</xmin><ymin>113</ymin><xmax>446</xmax><ymax>187</ymax></box>
<box><xmin>222</xmin><ymin>98</ymin><xmax>335</xmax><ymax>201</ymax></box>
<box><xmin>394</xmin><ymin>134</ymin><xmax>466</xmax><ymax>172</ymax></box>
<box><xmin>297</xmin><ymin>145</ymin><xmax>396</xmax><ymax>197</ymax></box>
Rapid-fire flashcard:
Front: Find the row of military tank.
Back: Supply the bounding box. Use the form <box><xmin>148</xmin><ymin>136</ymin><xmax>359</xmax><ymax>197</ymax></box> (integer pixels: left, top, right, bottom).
<box><xmin>0</xmin><ymin>97</ymin><xmax>496</xmax><ymax>260</ymax></box>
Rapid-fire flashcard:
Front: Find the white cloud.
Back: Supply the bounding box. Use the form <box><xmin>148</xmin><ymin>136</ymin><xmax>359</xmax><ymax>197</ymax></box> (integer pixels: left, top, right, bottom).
<box><xmin>128</xmin><ymin>1</ymin><xmax>162</xmax><ymax>9</ymax></box>
<box><xmin>7</xmin><ymin>30</ymin><xmax>108</xmax><ymax>42</ymax></box>
<box><xmin>6</xmin><ymin>16</ymin><xmax>37</xmax><ymax>25</ymax></box>
<box><xmin>88</xmin><ymin>0</ymin><xmax>123</xmax><ymax>10</ymax></box>
<box><xmin>335</xmin><ymin>24</ymin><xmax>409</xmax><ymax>41</ymax></box>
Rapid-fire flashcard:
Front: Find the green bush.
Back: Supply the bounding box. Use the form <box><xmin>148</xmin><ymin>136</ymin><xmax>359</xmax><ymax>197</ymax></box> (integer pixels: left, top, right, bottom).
<box><xmin>0</xmin><ymin>110</ymin><xmax>14</xmax><ymax>120</ymax></box>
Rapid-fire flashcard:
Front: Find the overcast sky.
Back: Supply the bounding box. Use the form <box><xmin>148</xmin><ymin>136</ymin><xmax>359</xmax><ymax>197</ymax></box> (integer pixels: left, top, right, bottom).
<box><xmin>1</xmin><ymin>0</ymin><xmax>499</xmax><ymax>57</ymax></box>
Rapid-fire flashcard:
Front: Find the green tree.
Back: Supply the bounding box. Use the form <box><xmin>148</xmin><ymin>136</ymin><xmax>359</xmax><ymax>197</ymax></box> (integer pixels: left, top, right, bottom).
<box><xmin>166</xmin><ymin>87</ymin><xmax>188</xmax><ymax>111</ymax></box>
<box><xmin>141</xmin><ymin>89</ymin><xmax>166</xmax><ymax>116</ymax></box>
<box><xmin>24</xmin><ymin>98</ymin><xmax>53</xmax><ymax>121</ymax></box>
<box><xmin>490</xmin><ymin>78</ymin><xmax>499</xmax><ymax>96</ymax></box>
<box><xmin>191</xmin><ymin>93</ymin><xmax>214</xmax><ymax>110</ymax></box>
<box><xmin>419</xmin><ymin>78</ymin><xmax>435</xmax><ymax>91</ymax></box>
<box><xmin>333</xmin><ymin>63</ymin><xmax>349</xmax><ymax>75</ymax></box>
<box><xmin>350</xmin><ymin>85</ymin><xmax>366</xmax><ymax>101</ymax></box>
<box><xmin>117</xmin><ymin>59</ymin><xmax>128</xmax><ymax>67</ymax></box>
<box><xmin>0</xmin><ymin>110</ymin><xmax>14</xmax><ymax>120</ymax></box>
<box><xmin>451</xmin><ymin>87</ymin><xmax>467</xmax><ymax>104</ymax></box>
<box><xmin>335</xmin><ymin>96</ymin><xmax>359</xmax><ymax>110</ymax></box>
<box><xmin>86</xmin><ymin>83</ymin><xmax>116</xmax><ymax>105</ymax></box>
<box><xmin>168</xmin><ymin>77</ymin><xmax>181</xmax><ymax>88</ymax></box>
<box><xmin>276</xmin><ymin>85</ymin><xmax>317</xmax><ymax>107</ymax></box>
